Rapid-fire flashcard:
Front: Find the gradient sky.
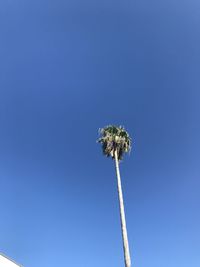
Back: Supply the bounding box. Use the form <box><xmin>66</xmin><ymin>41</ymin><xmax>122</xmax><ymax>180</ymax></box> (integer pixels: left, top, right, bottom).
<box><xmin>0</xmin><ymin>0</ymin><xmax>200</xmax><ymax>266</ymax></box>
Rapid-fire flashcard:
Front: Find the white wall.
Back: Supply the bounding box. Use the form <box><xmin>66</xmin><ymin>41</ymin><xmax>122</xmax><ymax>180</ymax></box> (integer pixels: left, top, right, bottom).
<box><xmin>0</xmin><ymin>255</ymin><xmax>21</xmax><ymax>267</ymax></box>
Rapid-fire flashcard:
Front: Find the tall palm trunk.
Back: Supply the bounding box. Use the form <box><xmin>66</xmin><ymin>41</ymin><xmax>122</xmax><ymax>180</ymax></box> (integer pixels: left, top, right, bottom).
<box><xmin>114</xmin><ymin>150</ymin><xmax>131</xmax><ymax>267</ymax></box>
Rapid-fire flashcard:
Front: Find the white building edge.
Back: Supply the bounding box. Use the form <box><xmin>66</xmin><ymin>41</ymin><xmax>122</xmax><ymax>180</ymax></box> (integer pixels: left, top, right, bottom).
<box><xmin>0</xmin><ymin>254</ymin><xmax>22</xmax><ymax>267</ymax></box>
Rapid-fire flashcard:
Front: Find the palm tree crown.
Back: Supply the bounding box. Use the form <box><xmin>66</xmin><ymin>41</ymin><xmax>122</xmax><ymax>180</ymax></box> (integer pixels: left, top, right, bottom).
<box><xmin>98</xmin><ymin>125</ymin><xmax>131</xmax><ymax>160</ymax></box>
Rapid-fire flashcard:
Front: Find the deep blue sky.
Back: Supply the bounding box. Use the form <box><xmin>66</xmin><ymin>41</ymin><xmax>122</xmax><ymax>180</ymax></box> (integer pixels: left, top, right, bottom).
<box><xmin>0</xmin><ymin>0</ymin><xmax>200</xmax><ymax>266</ymax></box>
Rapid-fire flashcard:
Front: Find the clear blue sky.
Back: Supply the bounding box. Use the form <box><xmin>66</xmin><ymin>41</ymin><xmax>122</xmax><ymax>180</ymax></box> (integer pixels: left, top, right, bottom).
<box><xmin>0</xmin><ymin>0</ymin><xmax>200</xmax><ymax>266</ymax></box>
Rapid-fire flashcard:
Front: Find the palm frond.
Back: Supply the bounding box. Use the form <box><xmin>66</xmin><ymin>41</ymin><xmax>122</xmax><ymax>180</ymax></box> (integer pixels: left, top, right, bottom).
<box><xmin>97</xmin><ymin>125</ymin><xmax>132</xmax><ymax>160</ymax></box>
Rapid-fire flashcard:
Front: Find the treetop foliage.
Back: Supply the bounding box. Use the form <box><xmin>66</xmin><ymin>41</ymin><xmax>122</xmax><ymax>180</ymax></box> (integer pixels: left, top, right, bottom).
<box><xmin>97</xmin><ymin>125</ymin><xmax>131</xmax><ymax>161</ymax></box>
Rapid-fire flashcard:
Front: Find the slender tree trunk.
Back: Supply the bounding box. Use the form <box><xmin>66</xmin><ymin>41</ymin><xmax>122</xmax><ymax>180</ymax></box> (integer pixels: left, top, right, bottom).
<box><xmin>114</xmin><ymin>150</ymin><xmax>131</xmax><ymax>267</ymax></box>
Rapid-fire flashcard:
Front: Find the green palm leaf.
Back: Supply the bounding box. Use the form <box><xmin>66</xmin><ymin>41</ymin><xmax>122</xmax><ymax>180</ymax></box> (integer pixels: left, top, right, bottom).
<box><xmin>97</xmin><ymin>125</ymin><xmax>131</xmax><ymax>160</ymax></box>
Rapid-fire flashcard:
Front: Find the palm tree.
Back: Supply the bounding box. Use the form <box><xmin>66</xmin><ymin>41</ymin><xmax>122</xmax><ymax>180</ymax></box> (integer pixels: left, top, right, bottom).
<box><xmin>98</xmin><ymin>125</ymin><xmax>132</xmax><ymax>267</ymax></box>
